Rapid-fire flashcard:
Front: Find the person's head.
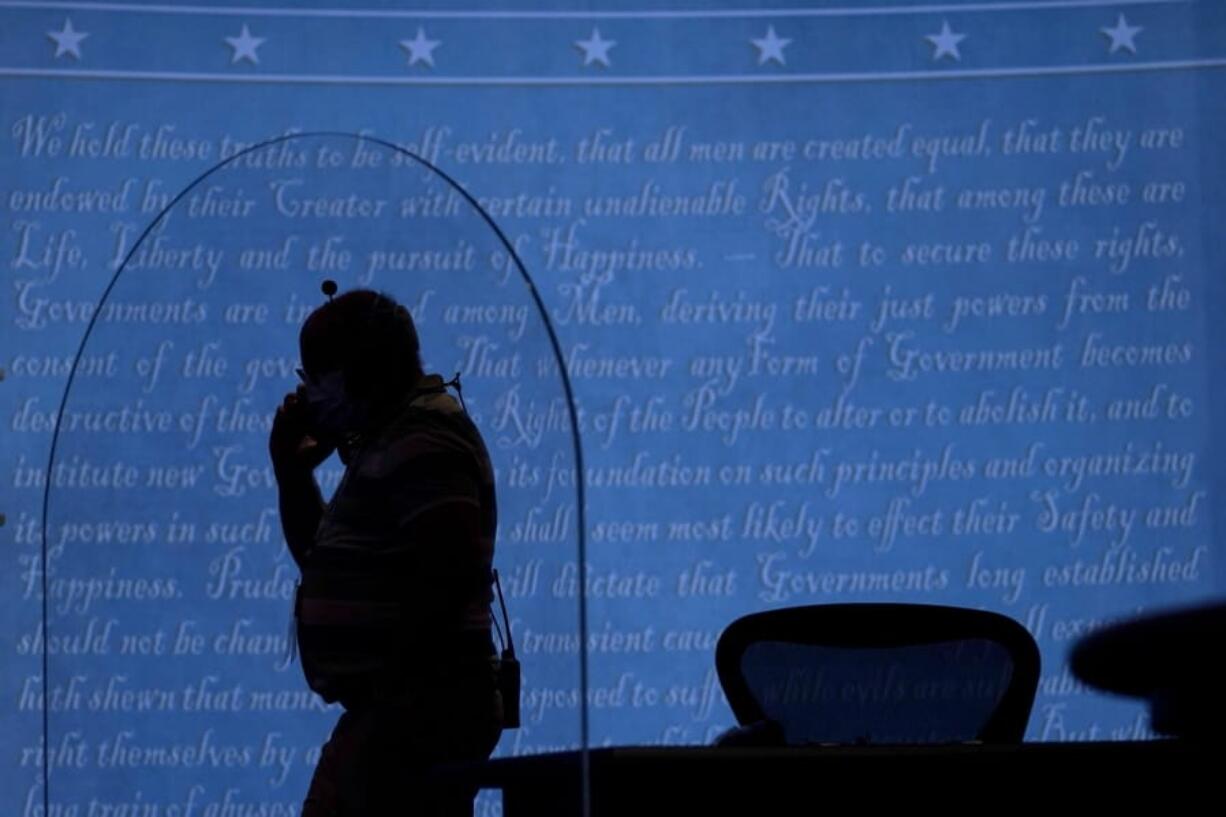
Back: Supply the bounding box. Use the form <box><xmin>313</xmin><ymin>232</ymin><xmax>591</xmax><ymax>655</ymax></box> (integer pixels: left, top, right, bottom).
<box><xmin>298</xmin><ymin>288</ymin><xmax>423</xmax><ymax>438</ymax></box>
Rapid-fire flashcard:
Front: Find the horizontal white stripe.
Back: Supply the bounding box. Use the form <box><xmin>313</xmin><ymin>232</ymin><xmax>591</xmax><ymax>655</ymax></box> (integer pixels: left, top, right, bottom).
<box><xmin>2</xmin><ymin>58</ymin><xmax>1225</xmax><ymax>86</ymax></box>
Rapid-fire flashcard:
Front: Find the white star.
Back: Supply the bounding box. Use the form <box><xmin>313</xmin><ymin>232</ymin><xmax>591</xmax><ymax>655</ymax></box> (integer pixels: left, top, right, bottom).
<box><xmin>1101</xmin><ymin>14</ymin><xmax>1142</xmax><ymax>55</ymax></box>
<box><xmin>400</xmin><ymin>27</ymin><xmax>441</xmax><ymax>68</ymax></box>
<box><xmin>925</xmin><ymin>20</ymin><xmax>966</xmax><ymax>62</ymax></box>
<box><xmin>575</xmin><ymin>28</ymin><xmax>616</xmax><ymax>68</ymax></box>
<box><xmin>751</xmin><ymin>26</ymin><xmax>791</xmax><ymax>66</ymax></box>
<box><xmin>224</xmin><ymin>24</ymin><xmax>265</xmax><ymax>65</ymax></box>
<box><xmin>47</xmin><ymin>18</ymin><xmax>89</xmax><ymax>61</ymax></box>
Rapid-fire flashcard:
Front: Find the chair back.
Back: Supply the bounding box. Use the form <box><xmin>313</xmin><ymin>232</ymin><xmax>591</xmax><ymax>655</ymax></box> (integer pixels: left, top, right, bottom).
<box><xmin>715</xmin><ymin>604</ymin><xmax>1040</xmax><ymax>744</ymax></box>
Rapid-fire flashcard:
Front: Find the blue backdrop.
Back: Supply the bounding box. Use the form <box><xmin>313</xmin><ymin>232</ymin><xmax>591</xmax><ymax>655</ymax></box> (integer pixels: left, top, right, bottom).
<box><xmin>3</xmin><ymin>1</ymin><xmax>1225</xmax><ymax>813</ymax></box>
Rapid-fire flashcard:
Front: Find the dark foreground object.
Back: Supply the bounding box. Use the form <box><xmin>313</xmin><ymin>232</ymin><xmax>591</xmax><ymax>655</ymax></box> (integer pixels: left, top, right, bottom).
<box><xmin>1072</xmin><ymin>601</ymin><xmax>1226</xmax><ymax>738</ymax></box>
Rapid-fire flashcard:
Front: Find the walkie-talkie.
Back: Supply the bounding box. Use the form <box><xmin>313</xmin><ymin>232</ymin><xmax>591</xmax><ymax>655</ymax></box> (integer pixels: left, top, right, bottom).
<box><xmin>493</xmin><ymin>569</ymin><xmax>520</xmax><ymax>729</ymax></box>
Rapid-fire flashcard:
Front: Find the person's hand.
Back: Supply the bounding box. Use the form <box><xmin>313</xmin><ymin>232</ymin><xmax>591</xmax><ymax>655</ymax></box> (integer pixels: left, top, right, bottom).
<box><xmin>270</xmin><ymin>385</ymin><xmax>335</xmax><ymax>478</ymax></box>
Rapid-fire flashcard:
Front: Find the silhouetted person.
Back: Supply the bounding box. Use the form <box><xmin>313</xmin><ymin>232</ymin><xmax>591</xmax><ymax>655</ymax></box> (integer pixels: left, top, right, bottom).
<box><xmin>270</xmin><ymin>288</ymin><xmax>502</xmax><ymax>816</ymax></box>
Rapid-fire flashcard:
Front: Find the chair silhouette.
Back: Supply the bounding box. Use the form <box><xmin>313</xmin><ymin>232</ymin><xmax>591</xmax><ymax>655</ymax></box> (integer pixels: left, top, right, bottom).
<box><xmin>715</xmin><ymin>604</ymin><xmax>1040</xmax><ymax>746</ymax></box>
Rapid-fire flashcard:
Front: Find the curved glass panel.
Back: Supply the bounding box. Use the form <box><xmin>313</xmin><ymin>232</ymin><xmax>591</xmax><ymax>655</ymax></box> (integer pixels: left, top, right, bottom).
<box><xmin>42</xmin><ymin>133</ymin><xmax>584</xmax><ymax>811</ymax></box>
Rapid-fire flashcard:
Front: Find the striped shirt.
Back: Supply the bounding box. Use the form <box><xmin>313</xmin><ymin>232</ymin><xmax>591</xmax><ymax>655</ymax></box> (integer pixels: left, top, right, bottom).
<box><xmin>295</xmin><ymin>375</ymin><xmax>497</xmax><ymax>703</ymax></box>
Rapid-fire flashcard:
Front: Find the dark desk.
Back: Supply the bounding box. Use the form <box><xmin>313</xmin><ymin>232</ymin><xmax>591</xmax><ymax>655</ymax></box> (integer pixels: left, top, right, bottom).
<box><xmin>457</xmin><ymin>742</ymin><xmax>1218</xmax><ymax>815</ymax></box>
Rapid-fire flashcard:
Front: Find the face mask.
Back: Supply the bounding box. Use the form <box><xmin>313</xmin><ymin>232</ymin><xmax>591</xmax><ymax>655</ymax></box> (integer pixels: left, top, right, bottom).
<box><xmin>301</xmin><ymin>370</ymin><xmax>368</xmax><ymax>440</ymax></box>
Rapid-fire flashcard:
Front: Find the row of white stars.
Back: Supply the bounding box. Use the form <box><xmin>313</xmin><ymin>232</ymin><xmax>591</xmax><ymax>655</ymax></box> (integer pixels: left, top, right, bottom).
<box><xmin>45</xmin><ymin>15</ymin><xmax>1147</xmax><ymax>68</ymax></box>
